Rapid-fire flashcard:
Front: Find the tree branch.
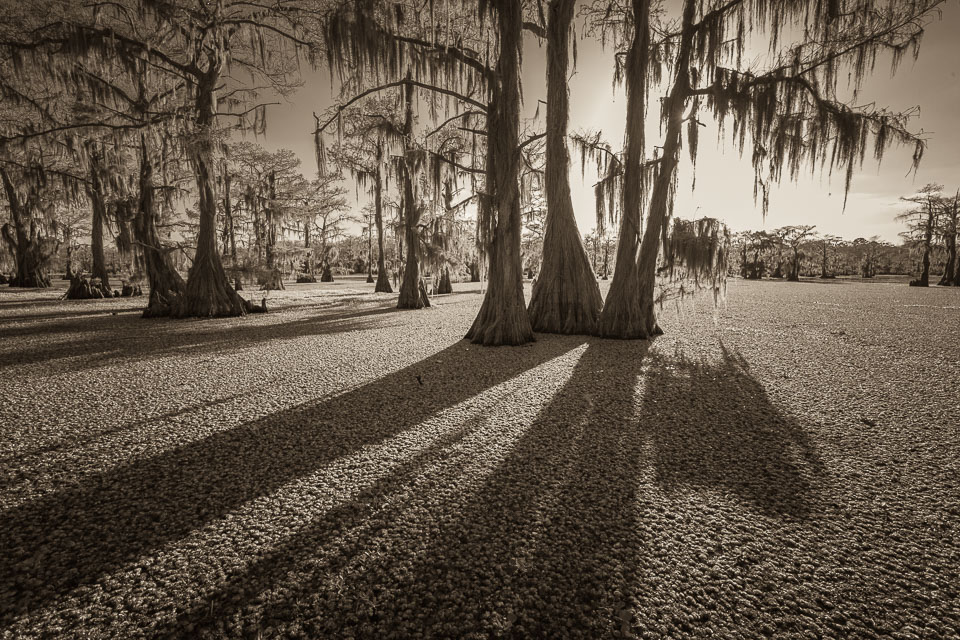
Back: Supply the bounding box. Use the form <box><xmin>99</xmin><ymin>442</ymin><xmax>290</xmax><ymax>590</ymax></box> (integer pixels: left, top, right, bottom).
<box><xmin>692</xmin><ymin>0</ymin><xmax>746</xmax><ymax>32</ymax></box>
<box><xmin>425</xmin><ymin>110</ymin><xmax>485</xmax><ymax>138</ymax></box>
<box><xmin>389</xmin><ymin>33</ymin><xmax>496</xmax><ymax>83</ymax></box>
<box><xmin>314</xmin><ymin>79</ymin><xmax>487</xmax><ymax>135</ymax></box>
<box><xmin>522</xmin><ymin>21</ymin><xmax>547</xmax><ymax>39</ymax></box>
<box><xmin>427</xmin><ymin>149</ymin><xmax>485</xmax><ymax>175</ymax></box>
<box><xmin>519</xmin><ymin>132</ymin><xmax>546</xmax><ymax>150</ymax></box>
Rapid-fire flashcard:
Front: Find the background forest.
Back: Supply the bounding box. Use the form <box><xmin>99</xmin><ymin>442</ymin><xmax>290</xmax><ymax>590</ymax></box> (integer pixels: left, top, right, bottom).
<box><xmin>0</xmin><ymin>0</ymin><xmax>956</xmax><ymax>343</ymax></box>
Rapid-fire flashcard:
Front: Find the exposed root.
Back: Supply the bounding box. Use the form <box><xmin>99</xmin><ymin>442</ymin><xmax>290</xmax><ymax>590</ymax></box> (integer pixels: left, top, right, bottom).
<box><xmin>258</xmin><ymin>268</ymin><xmax>285</xmax><ymax>291</ymax></box>
<box><xmin>65</xmin><ymin>275</ymin><xmax>114</xmax><ymax>300</ymax></box>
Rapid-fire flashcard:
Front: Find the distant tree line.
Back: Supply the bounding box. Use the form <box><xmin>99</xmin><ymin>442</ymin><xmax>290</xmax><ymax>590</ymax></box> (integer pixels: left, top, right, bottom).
<box><xmin>730</xmin><ymin>228</ymin><xmax>912</xmax><ymax>280</ymax></box>
<box><xmin>726</xmin><ymin>183</ymin><xmax>960</xmax><ymax>284</ymax></box>
<box><xmin>0</xmin><ymin>0</ymin><xmax>946</xmax><ymax>344</ymax></box>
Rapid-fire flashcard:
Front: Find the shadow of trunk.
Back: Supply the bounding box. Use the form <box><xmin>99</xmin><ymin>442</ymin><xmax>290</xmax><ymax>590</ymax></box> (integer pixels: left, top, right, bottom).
<box><xmin>0</xmin><ymin>336</ymin><xmax>583</xmax><ymax>620</ymax></box>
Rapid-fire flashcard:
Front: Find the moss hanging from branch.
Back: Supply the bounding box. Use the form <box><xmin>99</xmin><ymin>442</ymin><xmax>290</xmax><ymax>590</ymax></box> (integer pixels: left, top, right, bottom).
<box><xmin>658</xmin><ymin>216</ymin><xmax>730</xmax><ymax>307</ymax></box>
<box><xmin>581</xmin><ymin>0</ymin><xmax>941</xmax><ymax>340</ymax></box>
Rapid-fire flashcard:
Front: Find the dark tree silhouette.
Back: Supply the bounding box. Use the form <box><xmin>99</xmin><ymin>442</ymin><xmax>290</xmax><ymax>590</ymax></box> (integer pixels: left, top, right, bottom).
<box><xmin>899</xmin><ymin>183</ymin><xmax>942</xmax><ymax>287</ymax></box>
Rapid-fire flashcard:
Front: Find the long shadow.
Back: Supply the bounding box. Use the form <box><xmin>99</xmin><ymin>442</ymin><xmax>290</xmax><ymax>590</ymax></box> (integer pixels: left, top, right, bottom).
<box><xmin>0</xmin><ymin>389</ymin><xmax>259</xmax><ymax>487</ymax></box>
<box><xmin>0</xmin><ymin>308</ymin><xmax>143</xmax><ymax>322</ymax></box>
<box><xmin>0</xmin><ymin>335</ymin><xmax>582</xmax><ymax>621</ymax></box>
<box><xmin>584</xmin><ymin>344</ymin><xmax>827</xmax><ymax>638</ymax></box>
<box><xmin>219</xmin><ymin>339</ymin><xmax>654</xmax><ymax>638</ymax></box>
<box><xmin>154</xmin><ymin>414</ymin><xmax>491</xmax><ymax>637</ymax></box>
<box><xmin>645</xmin><ymin>343</ymin><xmax>823</xmax><ymax>518</ymax></box>
<box><xmin>217</xmin><ymin>340</ymin><xmax>827</xmax><ymax>637</ymax></box>
<box><xmin>480</xmin><ymin>339</ymin><xmax>654</xmax><ymax>637</ymax></box>
<box><xmin>0</xmin><ymin>304</ymin><xmax>401</xmax><ymax>371</ymax></box>
<box><xmin>0</xmin><ymin>293</ymin><xmax>69</xmax><ymax>308</ymax></box>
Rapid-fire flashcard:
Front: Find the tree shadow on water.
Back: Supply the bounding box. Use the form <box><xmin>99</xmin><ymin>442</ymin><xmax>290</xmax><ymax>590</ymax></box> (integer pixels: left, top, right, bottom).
<box><xmin>0</xmin><ymin>335</ymin><xmax>581</xmax><ymax>622</ymax></box>
<box><xmin>236</xmin><ymin>339</ymin><xmax>827</xmax><ymax>638</ymax></box>
<box><xmin>0</xmin><ymin>390</ymin><xmax>259</xmax><ymax>477</ymax></box>
<box><xmin>493</xmin><ymin>339</ymin><xmax>655</xmax><ymax>637</ymax></box>
<box><xmin>644</xmin><ymin>343</ymin><xmax>824</xmax><ymax>519</ymax></box>
<box><xmin>156</xmin><ymin>414</ymin><xmax>492</xmax><ymax>637</ymax></box>
<box><xmin>0</xmin><ymin>304</ymin><xmax>401</xmax><ymax>371</ymax></box>
<box><xmin>248</xmin><ymin>339</ymin><xmax>656</xmax><ymax>638</ymax></box>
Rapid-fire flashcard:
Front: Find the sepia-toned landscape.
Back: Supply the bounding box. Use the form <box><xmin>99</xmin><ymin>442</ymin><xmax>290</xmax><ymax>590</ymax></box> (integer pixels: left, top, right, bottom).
<box><xmin>1</xmin><ymin>0</ymin><xmax>958</xmax><ymax>638</ymax></box>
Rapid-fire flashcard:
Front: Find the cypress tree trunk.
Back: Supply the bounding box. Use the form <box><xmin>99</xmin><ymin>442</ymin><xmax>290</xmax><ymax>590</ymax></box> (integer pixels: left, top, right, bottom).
<box><xmin>913</xmin><ymin>203</ymin><xmax>934</xmax><ymax>287</ymax></box>
<box><xmin>437</xmin><ymin>266</ymin><xmax>453</xmax><ymax>294</ymax></box>
<box><xmin>174</xmin><ymin>66</ymin><xmax>255</xmax><ymax>317</ymax></box>
<box><xmin>135</xmin><ymin>136</ymin><xmax>186</xmax><ymax>317</ymax></box>
<box><xmin>397</xmin><ymin>76</ymin><xmax>428</xmax><ymax>309</ymax></box>
<box><xmin>224</xmin><ymin>171</ymin><xmax>240</xmax><ymax>289</ymax></box>
<box><xmin>396</xmin><ymin>163</ymin><xmax>426</xmax><ymax>307</ymax></box>
<box><xmin>788</xmin><ymin>248</ymin><xmax>801</xmax><ymax>281</ymax></box>
<box><xmin>252</xmin><ymin>186</ymin><xmax>263</xmax><ymax>264</ymax></box>
<box><xmin>261</xmin><ymin>171</ymin><xmax>284</xmax><ymax>290</ymax></box>
<box><xmin>265</xmin><ymin>171</ymin><xmax>276</xmax><ymax>270</ymax></box>
<box><xmin>229</xmin><ymin>205</ymin><xmax>237</xmax><ymax>264</ymax></box>
<box><xmin>917</xmin><ymin>248</ymin><xmax>930</xmax><ymax>286</ymax></box>
<box><xmin>320</xmin><ymin>260</ymin><xmax>334</xmax><ymax>282</ymax></box>
<box><xmin>374</xmin><ymin>168</ymin><xmax>392</xmax><ymax>293</ymax></box>
<box><xmin>366</xmin><ymin>215</ymin><xmax>374</xmax><ymax>283</ymax></box>
<box><xmin>0</xmin><ymin>168</ymin><xmax>54</xmax><ymax>288</ymax></box>
<box><xmin>318</xmin><ymin>216</ymin><xmax>331</xmax><ymax>281</ymax></box>
<box><xmin>468</xmin><ymin>259</ymin><xmax>481</xmax><ymax>282</ymax></box>
<box><xmin>527</xmin><ymin>0</ymin><xmax>602</xmax><ymax>335</ymax></box>
<box><xmin>466</xmin><ymin>1</ymin><xmax>533</xmax><ymax>346</ymax></box>
<box><xmin>596</xmin><ymin>0</ymin><xmax>651</xmax><ymax>338</ymax></box>
<box><xmin>114</xmin><ymin>201</ymin><xmax>135</xmax><ymax>272</ymax></box>
<box><xmin>632</xmin><ymin>153</ymin><xmax>677</xmax><ymax>338</ymax></box>
<box><xmin>939</xmin><ymin>199</ymin><xmax>958</xmax><ymax>286</ymax></box>
<box><xmin>625</xmin><ymin>0</ymin><xmax>696</xmax><ymax>339</ymax></box>
<box><xmin>303</xmin><ymin>219</ymin><xmax>314</xmax><ymax>276</ymax></box>
<box><xmin>64</xmin><ymin>226</ymin><xmax>73</xmax><ymax>279</ymax></box>
<box><xmin>938</xmin><ymin>241</ymin><xmax>955</xmax><ymax>286</ymax></box>
<box><xmin>88</xmin><ymin>155</ymin><xmax>112</xmax><ymax>293</ymax></box>
<box><xmin>221</xmin><ymin>170</ymin><xmax>234</xmax><ymax>259</ymax></box>
<box><xmin>397</xmin><ymin>218</ymin><xmax>404</xmax><ymax>285</ymax></box>
<box><xmin>937</xmin><ymin>219</ymin><xmax>956</xmax><ymax>286</ymax></box>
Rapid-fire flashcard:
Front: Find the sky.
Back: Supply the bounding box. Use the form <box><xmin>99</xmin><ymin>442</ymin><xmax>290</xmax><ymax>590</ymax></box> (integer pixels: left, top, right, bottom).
<box><xmin>249</xmin><ymin>0</ymin><xmax>960</xmax><ymax>244</ymax></box>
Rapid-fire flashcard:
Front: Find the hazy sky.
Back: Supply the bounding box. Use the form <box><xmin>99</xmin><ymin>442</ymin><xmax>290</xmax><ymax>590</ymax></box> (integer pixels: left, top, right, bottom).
<box><xmin>252</xmin><ymin>0</ymin><xmax>960</xmax><ymax>243</ymax></box>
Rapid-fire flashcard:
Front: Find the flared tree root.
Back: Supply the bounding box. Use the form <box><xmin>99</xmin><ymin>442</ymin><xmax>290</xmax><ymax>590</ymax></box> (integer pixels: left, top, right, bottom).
<box><xmin>436</xmin><ymin>268</ymin><xmax>453</xmax><ymax>295</ymax></box>
<box><xmin>65</xmin><ymin>275</ymin><xmax>115</xmax><ymax>300</ymax></box>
